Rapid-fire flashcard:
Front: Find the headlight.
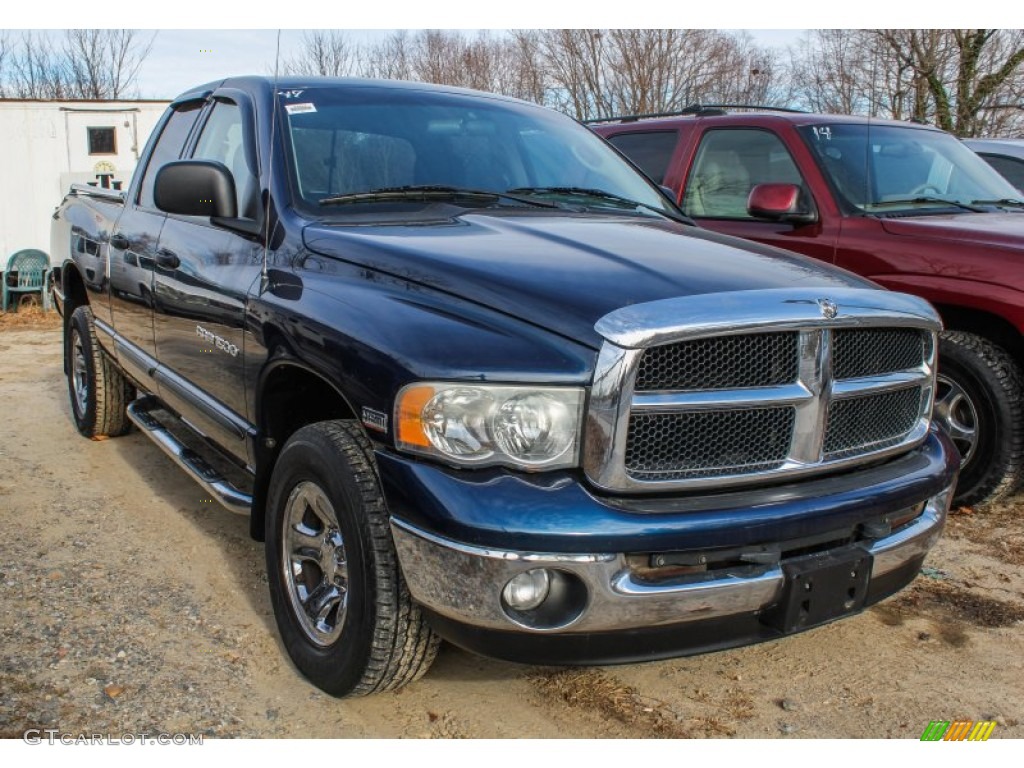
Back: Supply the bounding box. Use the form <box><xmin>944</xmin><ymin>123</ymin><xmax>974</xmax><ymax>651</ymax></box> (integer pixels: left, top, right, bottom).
<box><xmin>395</xmin><ymin>383</ymin><xmax>584</xmax><ymax>470</ymax></box>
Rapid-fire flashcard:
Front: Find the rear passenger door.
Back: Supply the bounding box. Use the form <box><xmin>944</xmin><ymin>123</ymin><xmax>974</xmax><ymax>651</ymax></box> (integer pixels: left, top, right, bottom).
<box><xmin>107</xmin><ymin>99</ymin><xmax>204</xmax><ymax>384</ymax></box>
<box><xmin>679</xmin><ymin>127</ymin><xmax>838</xmax><ymax>263</ymax></box>
<box><xmin>152</xmin><ymin>93</ymin><xmax>263</xmax><ymax>465</ymax></box>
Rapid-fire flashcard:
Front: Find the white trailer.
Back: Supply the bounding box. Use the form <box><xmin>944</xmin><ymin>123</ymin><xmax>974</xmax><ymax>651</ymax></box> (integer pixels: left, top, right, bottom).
<box><xmin>0</xmin><ymin>98</ymin><xmax>169</xmax><ymax>274</ymax></box>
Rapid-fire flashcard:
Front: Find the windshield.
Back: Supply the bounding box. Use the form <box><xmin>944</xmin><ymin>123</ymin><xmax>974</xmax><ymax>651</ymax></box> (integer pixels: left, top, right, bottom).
<box><xmin>278</xmin><ymin>85</ymin><xmax>674</xmax><ymax>216</ymax></box>
<box><xmin>799</xmin><ymin>123</ymin><xmax>1021</xmax><ymax>213</ymax></box>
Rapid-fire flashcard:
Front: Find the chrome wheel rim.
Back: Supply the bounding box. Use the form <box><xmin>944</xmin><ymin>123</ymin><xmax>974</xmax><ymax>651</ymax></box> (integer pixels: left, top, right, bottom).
<box><xmin>71</xmin><ymin>328</ymin><xmax>89</xmax><ymax>417</ymax></box>
<box><xmin>281</xmin><ymin>481</ymin><xmax>349</xmax><ymax>647</ymax></box>
<box><xmin>934</xmin><ymin>374</ymin><xmax>979</xmax><ymax>467</ymax></box>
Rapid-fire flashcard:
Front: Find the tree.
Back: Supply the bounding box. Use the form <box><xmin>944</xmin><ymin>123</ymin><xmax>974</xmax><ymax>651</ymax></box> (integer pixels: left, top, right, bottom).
<box><xmin>0</xmin><ymin>29</ymin><xmax>153</xmax><ymax>100</ymax></box>
<box><xmin>282</xmin><ymin>30</ymin><xmax>358</xmax><ymax>77</ymax></box>
<box><xmin>787</xmin><ymin>29</ymin><xmax>1024</xmax><ymax>137</ymax></box>
<box><xmin>62</xmin><ymin>29</ymin><xmax>155</xmax><ymax>99</ymax></box>
<box><xmin>531</xmin><ymin>29</ymin><xmax>784</xmax><ymax>121</ymax></box>
<box><xmin>874</xmin><ymin>29</ymin><xmax>1024</xmax><ymax>136</ymax></box>
<box><xmin>4</xmin><ymin>31</ymin><xmax>68</xmax><ymax>99</ymax></box>
<box><xmin>0</xmin><ymin>32</ymin><xmax>8</xmax><ymax>97</ymax></box>
<box><xmin>362</xmin><ymin>31</ymin><xmax>413</xmax><ymax>80</ymax></box>
<box><xmin>500</xmin><ymin>30</ymin><xmax>548</xmax><ymax>104</ymax></box>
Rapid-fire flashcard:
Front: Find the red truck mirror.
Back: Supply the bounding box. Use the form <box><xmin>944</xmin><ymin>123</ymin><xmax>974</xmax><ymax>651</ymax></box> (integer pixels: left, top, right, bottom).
<box><xmin>154</xmin><ymin>160</ymin><xmax>238</xmax><ymax>219</ymax></box>
<box><xmin>747</xmin><ymin>183</ymin><xmax>816</xmax><ymax>224</ymax></box>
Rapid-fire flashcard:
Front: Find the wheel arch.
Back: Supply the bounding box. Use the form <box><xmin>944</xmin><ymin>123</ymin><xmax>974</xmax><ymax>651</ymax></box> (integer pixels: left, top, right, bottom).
<box><xmin>933</xmin><ymin>303</ymin><xmax>1024</xmax><ymax>360</ymax></box>
<box><xmin>60</xmin><ymin>263</ymin><xmax>89</xmax><ymax>374</ymax></box>
<box><xmin>250</xmin><ymin>353</ymin><xmax>362</xmax><ymax>541</ymax></box>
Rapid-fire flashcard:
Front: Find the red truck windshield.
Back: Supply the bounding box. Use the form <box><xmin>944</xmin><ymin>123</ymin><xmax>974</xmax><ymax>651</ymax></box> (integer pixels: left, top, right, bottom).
<box><xmin>799</xmin><ymin>123</ymin><xmax>1021</xmax><ymax>213</ymax></box>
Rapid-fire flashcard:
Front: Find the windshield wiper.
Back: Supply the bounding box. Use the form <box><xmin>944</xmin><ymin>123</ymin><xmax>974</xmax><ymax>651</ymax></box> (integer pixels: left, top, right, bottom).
<box><xmin>507</xmin><ymin>186</ymin><xmax>694</xmax><ymax>225</ymax></box>
<box><xmin>970</xmin><ymin>198</ymin><xmax>1024</xmax><ymax>209</ymax></box>
<box><xmin>869</xmin><ymin>197</ymin><xmax>986</xmax><ymax>213</ymax></box>
<box><xmin>319</xmin><ymin>185</ymin><xmax>559</xmax><ymax>208</ymax></box>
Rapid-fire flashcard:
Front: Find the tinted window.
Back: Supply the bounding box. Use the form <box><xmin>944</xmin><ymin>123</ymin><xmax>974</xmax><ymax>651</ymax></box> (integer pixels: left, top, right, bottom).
<box><xmin>800</xmin><ymin>124</ymin><xmax>1019</xmax><ymax>211</ymax></box>
<box><xmin>607</xmin><ymin>131</ymin><xmax>678</xmax><ymax>184</ymax></box>
<box><xmin>192</xmin><ymin>100</ymin><xmax>252</xmax><ymax>217</ymax></box>
<box><xmin>979</xmin><ymin>153</ymin><xmax>1024</xmax><ymax>193</ymax></box>
<box><xmin>291</xmin><ymin>127</ymin><xmax>415</xmax><ymax>196</ymax></box>
<box><xmin>137</xmin><ymin>101</ymin><xmax>203</xmax><ymax>209</ymax></box>
<box><xmin>683</xmin><ymin>129</ymin><xmax>805</xmax><ymax>219</ymax></box>
<box><xmin>279</xmin><ymin>87</ymin><xmax>674</xmax><ymax>218</ymax></box>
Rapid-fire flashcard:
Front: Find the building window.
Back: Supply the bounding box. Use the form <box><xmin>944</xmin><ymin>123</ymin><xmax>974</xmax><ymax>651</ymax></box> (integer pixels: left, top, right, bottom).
<box><xmin>88</xmin><ymin>127</ymin><xmax>116</xmax><ymax>155</ymax></box>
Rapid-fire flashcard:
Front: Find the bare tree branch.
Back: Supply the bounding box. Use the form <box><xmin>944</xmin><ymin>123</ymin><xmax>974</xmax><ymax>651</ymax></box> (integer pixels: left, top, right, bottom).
<box><xmin>282</xmin><ymin>30</ymin><xmax>358</xmax><ymax>77</ymax></box>
<box><xmin>280</xmin><ymin>28</ymin><xmax>1024</xmax><ymax>136</ymax></box>
<box><xmin>61</xmin><ymin>29</ymin><xmax>154</xmax><ymax>99</ymax></box>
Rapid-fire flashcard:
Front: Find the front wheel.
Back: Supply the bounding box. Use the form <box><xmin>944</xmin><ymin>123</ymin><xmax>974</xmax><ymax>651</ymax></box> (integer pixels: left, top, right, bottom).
<box><xmin>265</xmin><ymin>420</ymin><xmax>439</xmax><ymax>697</ymax></box>
<box><xmin>935</xmin><ymin>331</ymin><xmax>1024</xmax><ymax>506</ymax></box>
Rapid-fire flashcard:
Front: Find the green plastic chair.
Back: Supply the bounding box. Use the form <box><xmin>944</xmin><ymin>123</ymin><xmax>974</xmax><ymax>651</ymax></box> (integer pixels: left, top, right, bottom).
<box><xmin>2</xmin><ymin>249</ymin><xmax>50</xmax><ymax>311</ymax></box>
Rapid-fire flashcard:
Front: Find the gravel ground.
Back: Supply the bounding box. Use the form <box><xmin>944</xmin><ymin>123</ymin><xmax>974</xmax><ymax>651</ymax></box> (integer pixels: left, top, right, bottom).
<box><xmin>1</xmin><ymin>315</ymin><xmax>1022</xmax><ymax>739</ymax></box>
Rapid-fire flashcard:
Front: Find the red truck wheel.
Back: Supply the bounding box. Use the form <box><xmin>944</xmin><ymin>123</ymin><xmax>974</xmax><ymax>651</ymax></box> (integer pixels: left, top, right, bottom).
<box><xmin>936</xmin><ymin>331</ymin><xmax>1024</xmax><ymax>506</ymax></box>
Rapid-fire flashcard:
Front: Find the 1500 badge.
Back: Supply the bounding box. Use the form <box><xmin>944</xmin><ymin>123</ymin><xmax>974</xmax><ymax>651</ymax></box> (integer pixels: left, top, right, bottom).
<box><xmin>196</xmin><ymin>325</ymin><xmax>240</xmax><ymax>357</ymax></box>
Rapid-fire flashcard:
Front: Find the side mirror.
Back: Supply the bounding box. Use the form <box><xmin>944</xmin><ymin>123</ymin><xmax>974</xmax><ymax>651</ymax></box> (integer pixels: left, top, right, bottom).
<box><xmin>154</xmin><ymin>160</ymin><xmax>238</xmax><ymax>218</ymax></box>
<box><xmin>747</xmin><ymin>183</ymin><xmax>817</xmax><ymax>224</ymax></box>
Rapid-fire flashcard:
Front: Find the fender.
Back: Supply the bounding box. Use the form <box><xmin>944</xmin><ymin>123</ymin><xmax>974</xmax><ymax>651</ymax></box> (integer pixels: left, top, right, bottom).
<box><xmin>869</xmin><ymin>274</ymin><xmax>1024</xmax><ymax>337</ymax></box>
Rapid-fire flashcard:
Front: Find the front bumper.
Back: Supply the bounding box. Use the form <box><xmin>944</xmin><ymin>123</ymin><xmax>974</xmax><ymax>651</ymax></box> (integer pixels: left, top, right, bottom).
<box><xmin>393</xmin><ymin>485</ymin><xmax>950</xmax><ymax>631</ymax></box>
<box><xmin>381</xmin><ymin>429</ymin><xmax>957</xmax><ymax>664</ymax></box>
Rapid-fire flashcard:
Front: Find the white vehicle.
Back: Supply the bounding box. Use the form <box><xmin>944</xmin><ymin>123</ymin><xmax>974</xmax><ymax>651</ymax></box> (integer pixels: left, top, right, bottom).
<box><xmin>963</xmin><ymin>138</ymin><xmax>1024</xmax><ymax>193</ymax></box>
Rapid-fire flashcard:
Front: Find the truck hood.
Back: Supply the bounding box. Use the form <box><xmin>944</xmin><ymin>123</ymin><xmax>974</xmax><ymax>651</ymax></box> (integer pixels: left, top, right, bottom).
<box><xmin>303</xmin><ymin>211</ymin><xmax>873</xmax><ymax>347</ymax></box>
<box><xmin>880</xmin><ymin>211</ymin><xmax>1024</xmax><ymax>248</ymax></box>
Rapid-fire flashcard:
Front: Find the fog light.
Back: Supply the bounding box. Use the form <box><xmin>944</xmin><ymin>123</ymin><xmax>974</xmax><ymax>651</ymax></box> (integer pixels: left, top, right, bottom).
<box><xmin>502</xmin><ymin>569</ymin><xmax>551</xmax><ymax>611</ymax></box>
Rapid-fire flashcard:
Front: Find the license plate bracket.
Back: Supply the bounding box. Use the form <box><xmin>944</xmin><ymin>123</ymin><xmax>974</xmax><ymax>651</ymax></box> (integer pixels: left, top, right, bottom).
<box><xmin>761</xmin><ymin>548</ymin><xmax>873</xmax><ymax>633</ymax></box>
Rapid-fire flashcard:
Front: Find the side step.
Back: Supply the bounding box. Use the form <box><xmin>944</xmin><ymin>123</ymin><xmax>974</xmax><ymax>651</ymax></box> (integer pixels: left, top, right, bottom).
<box><xmin>127</xmin><ymin>397</ymin><xmax>252</xmax><ymax>515</ymax></box>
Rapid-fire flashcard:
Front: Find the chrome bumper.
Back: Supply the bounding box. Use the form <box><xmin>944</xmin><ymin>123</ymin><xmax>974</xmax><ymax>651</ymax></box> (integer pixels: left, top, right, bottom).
<box><xmin>391</xmin><ymin>485</ymin><xmax>952</xmax><ymax>634</ymax></box>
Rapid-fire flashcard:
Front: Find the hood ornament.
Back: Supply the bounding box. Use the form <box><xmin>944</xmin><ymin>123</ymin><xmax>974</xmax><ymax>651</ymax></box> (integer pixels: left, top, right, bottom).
<box><xmin>817</xmin><ymin>298</ymin><xmax>839</xmax><ymax>319</ymax></box>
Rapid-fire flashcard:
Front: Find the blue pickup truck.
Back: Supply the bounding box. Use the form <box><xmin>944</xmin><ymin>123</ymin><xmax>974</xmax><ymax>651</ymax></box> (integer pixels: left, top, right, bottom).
<box><xmin>51</xmin><ymin>76</ymin><xmax>958</xmax><ymax>697</ymax></box>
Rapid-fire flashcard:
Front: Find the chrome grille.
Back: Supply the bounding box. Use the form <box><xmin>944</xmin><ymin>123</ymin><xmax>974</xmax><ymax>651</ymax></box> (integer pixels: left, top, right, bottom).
<box><xmin>625</xmin><ymin>408</ymin><xmax>795</xmax><ymax>479</ymax></box>
<box><xmin>584</xmin><ymin>288</ymin><xmax>942</xmax><ymax>493</ymax></box>
<box><xmin>824</xmin><ymin>386</ymin><xmax>924</xmax><ymax>459</ymax></box>
<box><xmin>634</xmin><ymin>333</ymin><xmax>798</xmax><ymax>391</ymax></box>
<box><xmin>833</xmin><ymin>328</ymin><xmax>928</xmax><ymax>380</ymax></box>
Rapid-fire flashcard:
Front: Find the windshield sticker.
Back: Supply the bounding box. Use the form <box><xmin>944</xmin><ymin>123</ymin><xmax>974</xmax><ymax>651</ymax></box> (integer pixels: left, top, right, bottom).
<box><xmin>285</xmin><ymin>102</ymin><xmax>316</xmax><ymax>115</ymax></box>
<box><xmin>812</xmin><ymin>126</ymin><xmax>832</xmax><ymax>141</ymax></box>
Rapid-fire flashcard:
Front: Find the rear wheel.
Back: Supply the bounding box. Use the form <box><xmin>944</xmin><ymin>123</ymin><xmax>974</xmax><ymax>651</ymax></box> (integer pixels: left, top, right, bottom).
<box><xmin>935</xmin><ymin>331</ymin><xmax>1024</xmax><ymax>506</ymax></box>
<box><xmin>66</xmin><ymin>305</ymin><xmax>134</xmax><ymax>438</ymax></box>
<box><xmin>265</xmin><ymin>420</ymin><xmax>439</xmax><ymax>697</ymax></box>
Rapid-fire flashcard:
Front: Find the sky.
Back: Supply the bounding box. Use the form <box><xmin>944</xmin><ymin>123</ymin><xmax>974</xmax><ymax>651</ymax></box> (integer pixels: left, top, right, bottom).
<box><xmin>5</xmin><ymin>3</ymin><xmax>1012</xmax><ymax>99</ymax></box>
<box><xmin>9</xmin><ymin>28</ymin><xmax>808</xmax><ymax>100</ymax></box>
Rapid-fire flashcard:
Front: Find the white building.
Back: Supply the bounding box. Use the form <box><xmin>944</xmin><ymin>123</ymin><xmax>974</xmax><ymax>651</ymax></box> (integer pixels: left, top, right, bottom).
<box><xmin>0</xmin><ymin>98</ymin><xmax>169</xmax><ymax>267</ymax></box>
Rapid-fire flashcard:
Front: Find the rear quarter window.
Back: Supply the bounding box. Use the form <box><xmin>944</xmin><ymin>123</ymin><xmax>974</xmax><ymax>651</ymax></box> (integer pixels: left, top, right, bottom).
<box><xmin>606</xmin><ymin>131</ymin><xmax>679</xmax><ymax>184</ymax></box>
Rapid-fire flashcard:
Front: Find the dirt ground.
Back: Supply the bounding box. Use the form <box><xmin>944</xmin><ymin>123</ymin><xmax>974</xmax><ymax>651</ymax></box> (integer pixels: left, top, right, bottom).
<box><xmin>1</xmin><ymin>312</ymin><xmax>1022</xmax><ymax>739</ymax></box>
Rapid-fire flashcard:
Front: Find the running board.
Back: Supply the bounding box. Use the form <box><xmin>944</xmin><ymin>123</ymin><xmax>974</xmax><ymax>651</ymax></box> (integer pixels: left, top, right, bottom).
<box><xmin>127</xmin><ymin>397</ymin><xmax>252</xmax><ymax>515</ymax></box>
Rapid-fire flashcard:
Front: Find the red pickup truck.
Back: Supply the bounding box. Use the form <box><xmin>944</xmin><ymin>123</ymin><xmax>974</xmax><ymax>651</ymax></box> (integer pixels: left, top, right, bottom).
<box><xmin>593</xmin><ymin>108</ymin><xmax>1024</xmax><ymax>507</ymax></box>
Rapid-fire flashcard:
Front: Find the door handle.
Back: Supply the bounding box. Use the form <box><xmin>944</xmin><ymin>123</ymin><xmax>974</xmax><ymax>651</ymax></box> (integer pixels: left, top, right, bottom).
<box><xmin>156</xmin><ymin>249</ymin><xmax>180</xmax><ymax>269</ymax></box>
<box><xmin>109</xmin><ymin>233</ymin><xmax>130</xmax><ymax>250</ymax></box>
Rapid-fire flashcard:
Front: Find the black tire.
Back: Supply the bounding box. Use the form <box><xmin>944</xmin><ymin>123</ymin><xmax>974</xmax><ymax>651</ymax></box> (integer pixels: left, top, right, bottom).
<box><xmin>936</xmin><ymin>330</ymin><xmax>1024</xmax><ymax>506</ymax></box>
<box><xmin>265</xmin><ymin>420</ymin><xmax>439</xmax><ymax>697</ymax></box>
<box><xmin>66</xmin><ymin>305</ymin><xmax>135</xmax><ymax>438</ymax></box>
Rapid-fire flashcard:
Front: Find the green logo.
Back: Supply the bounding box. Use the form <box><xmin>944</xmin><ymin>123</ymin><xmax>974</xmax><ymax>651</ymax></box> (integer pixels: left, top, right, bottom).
<box><xmin>921</xmin><ymin>720</ymin><xmax>996</xmax><ymax>741</ymax></box>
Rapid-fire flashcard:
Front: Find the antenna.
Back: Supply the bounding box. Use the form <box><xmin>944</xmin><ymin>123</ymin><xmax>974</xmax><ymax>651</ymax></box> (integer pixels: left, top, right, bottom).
<box><xmin>260</xmin><ymin>29</ymin><xmax>282</xmax><ymax>294</ymax></box>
